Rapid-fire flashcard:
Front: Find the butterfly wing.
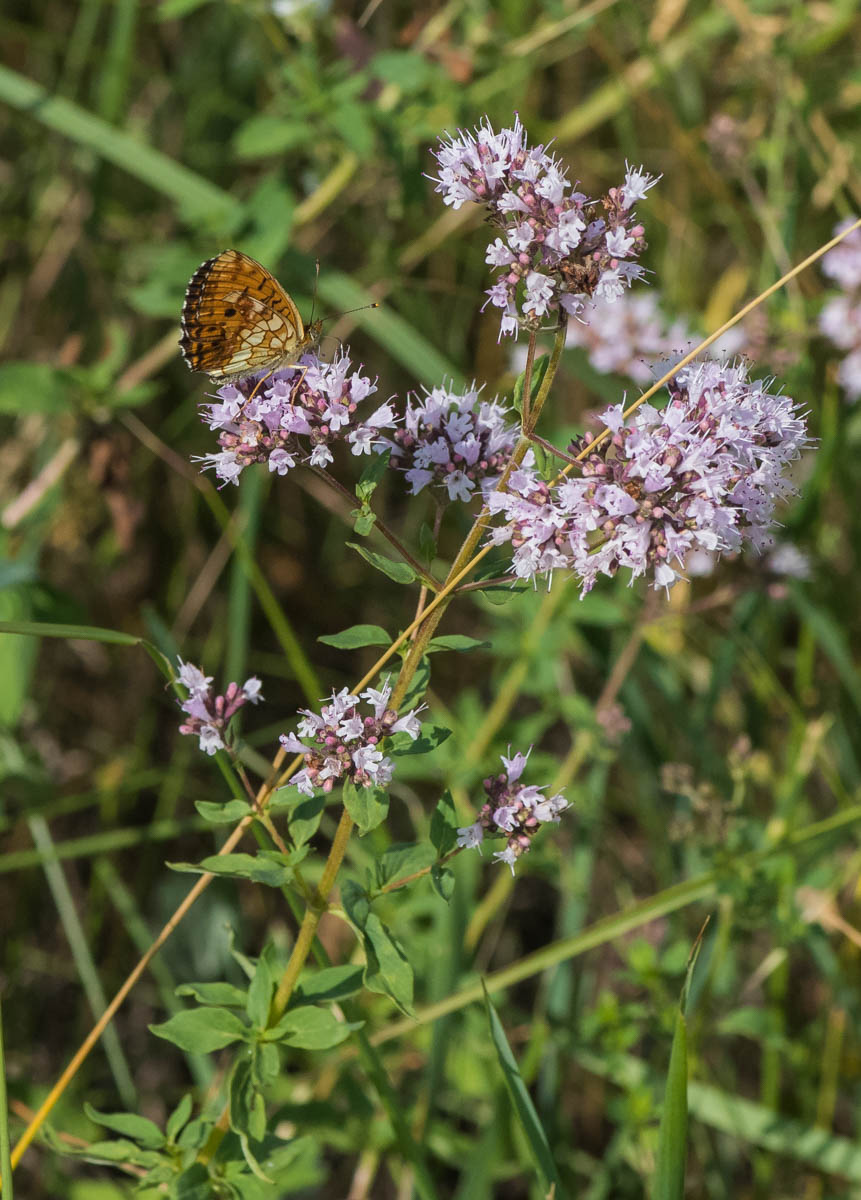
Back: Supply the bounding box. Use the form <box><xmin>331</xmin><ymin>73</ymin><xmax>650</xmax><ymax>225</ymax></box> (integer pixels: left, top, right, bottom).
<box><xmin>180</xmin><ymin>249</ymin><xmax>308</xmax><ymax>383</ymax></box>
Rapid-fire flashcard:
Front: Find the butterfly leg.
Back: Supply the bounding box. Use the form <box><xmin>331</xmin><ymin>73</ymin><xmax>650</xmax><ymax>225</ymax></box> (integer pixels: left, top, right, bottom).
<box><xmin>237</xmin><ymin>368</ymin><xmax>277</xmax><ymax>415</ymax></box>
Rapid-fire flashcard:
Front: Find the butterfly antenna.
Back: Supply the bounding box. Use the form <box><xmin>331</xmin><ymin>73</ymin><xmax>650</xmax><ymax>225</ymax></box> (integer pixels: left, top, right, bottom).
<box><xmin>310</xmin><ymin>258</ymin><xmax>320</xmax><ymax>323</ymax></box>
<box><xmin>320</xmin><ymin>301</ymin><xmax>381</xmax><ymax>325</ymax></box>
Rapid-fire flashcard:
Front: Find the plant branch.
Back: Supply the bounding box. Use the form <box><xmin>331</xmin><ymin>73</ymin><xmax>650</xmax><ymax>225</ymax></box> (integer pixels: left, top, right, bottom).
<box><xmin>311</xmin><ymin>466</ymin><xmax>440</xmax><ymax>590</ymax></box>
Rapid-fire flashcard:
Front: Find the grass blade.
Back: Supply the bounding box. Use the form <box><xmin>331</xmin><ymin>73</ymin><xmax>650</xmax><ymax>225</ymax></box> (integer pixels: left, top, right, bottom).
<box><xmin>0</xmin><ymin>65</ymin><xmax>238</xmax><ymax>222</ymax></box>
<box><xmin>28</xmin><ymin>816</ymin><xmax>137</xmax><ymax>1110</ymax></box>
<box><xmin>652</xmin><ymin>924</ymin><xmax>706</xmax><ymax>1200</ymax></box>
<box><xmin>482</xmin><ymin>982</ymin><xmax>562</xmax><ymax>1195</ymax></box>
<box><xmin>0</xmin><ymin>990</ymin><xmax>11</xmax><ymax>1199</ymax></box>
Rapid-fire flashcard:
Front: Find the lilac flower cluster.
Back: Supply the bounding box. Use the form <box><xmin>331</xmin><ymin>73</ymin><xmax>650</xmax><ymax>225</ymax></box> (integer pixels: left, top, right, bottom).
<box><xmin>280</xmin><ymin>680</ymin><xmax>423</xmax><ymax>797</ymax></box>
<box><xmin>456</xmin><ymin>749</ymin><xmax>568</xmax><ymax>874</ymax></box>
<box><xmin>389</xmin><ymin>383</ymin><xmax>519</xmax><ymax>502</ymax></box>
<box><xmin>196</xmin><ymin>351</ymin><xmax>397</xmax><ymax>486</ymax></box>
<box><xmin>487</xmin><ymin>360</ymin><xmax>809</xmax><ymax>592</ymax></box>
<box><xmin>819</xmin><ymin>217</ymin><xmax>861</xmax><ymax>401</ymax></box>
<box><xmin>176</xmin><ymin>660</ymin><xmax>262</xmax><ymax>755</ymax></box>
<box><xmin>431</xmin><ymin>115</ymin><xmax>657</xmax><ymax>339</ymax></box>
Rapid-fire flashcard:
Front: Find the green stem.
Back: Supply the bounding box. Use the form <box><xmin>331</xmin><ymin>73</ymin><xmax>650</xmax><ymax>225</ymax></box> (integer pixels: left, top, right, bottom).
<box><xmin>392</xmin><ymin>322</ymin><xmax>568</xmax><ymax>709</ymax></box>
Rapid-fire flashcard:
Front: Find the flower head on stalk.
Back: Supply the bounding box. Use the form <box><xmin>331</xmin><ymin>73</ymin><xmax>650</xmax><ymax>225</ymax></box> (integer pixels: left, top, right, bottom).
<box><xmin>819</xmin><ymin>217</ymin><xmax>861</xmax><ymax>401</ymax></box>
<box><xmin>389</xmin><ymin>382</ymin><xmax>520</xmax><ymax>502</ymax></box>
<box><xmin>456</xmin><ymin>748</ymin><xmax>569</xmax><ymax>874</ymax></box>
<box><xmin>431</xmin><ymin>115</ymin><xmax>657</xmax><ymax>340</ymax></box>
<box><xmin>488</xmin><ymin>360</ymin><xmax>810</xmax><ymax>592</ymax></box>
<box><xmin>195</xmin><ymin>350</ymin><xmax>398</xmax><ymax>485</ymax></box>
<box><xmin>176</xmin><ymin>659</ymin><xmax>263</xmax><ymax>755</ymax></box>
<box><xmin>279</xmin><ymin>679</ymin><xmax>424</xmax><ymax>797</ymax></box>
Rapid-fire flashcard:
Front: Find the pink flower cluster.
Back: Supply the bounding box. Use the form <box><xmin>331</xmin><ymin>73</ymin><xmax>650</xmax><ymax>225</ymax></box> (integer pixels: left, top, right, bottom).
<box><xmin>389</xmin><ymin>382</ymin><xmax>519</xmax><ymax>503</ymax></box>
<box><xmin>430</xmin><ymin>115</ymin><xmax>657</xmax><ymax>339</ymax></box>
<box><xmin>456</xmin><ymin>749</ymin><xmax>569</xmax><ymax>874</ymax></box>
<box><xmin>487</xmin><ymin>360</ymin><xmax>809</xmax><ymax>592</ymax></box>
<box><xmin>819</xmin><ymin>217</ymin><xmax>861</xmax><ymax>401</ymax></box>
<box><xmin>176</xmin><ymin>660</ymin><xmax>262</xmax><ymax>755</ymax></box>
<box><xmin>280</xmin><ymin>680</ymin><xmax>423</xmax><ymax>797</ymax></box>
<box><xmin>197</xmin><ymin>351</ymin><xmax>397</xmax><ymax>485</ymax></box>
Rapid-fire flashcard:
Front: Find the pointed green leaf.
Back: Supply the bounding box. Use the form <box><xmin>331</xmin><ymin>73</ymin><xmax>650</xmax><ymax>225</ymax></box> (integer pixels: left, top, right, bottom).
<box><xmin>512</xmin><ymin>352</ymin><xmax>549</xmax><ymax>417</ymax></box>
<box><xmin>362</xmin><ymin>914</ymin><xmax>414</xmax><ymax>1015</ymax></box>
<box><xmin>347</xmin><ymin>543</ymin><xmax>417</xmax><ymax>585</ymax></box>
<box><xmin>149</xmin><ymin>1007</ymin><xmax>249</xmax><ymax>1053</ymax></box>
<box><xmin>418</xmin><ymin>521</ymin><xmax>437</xmax><ymax>565</ymax></box>
<box><xmin>318</xmin><ymin>624</ymin><xmax>391</xmax><ymax>649</ymax></box>
<box><xmin>427</xmin><ymin>634</ymin><xmax>490</xmax><ymax>653</ymax></box>
<box><xmin>166</xmin><ymin>1093</ymin><xmax>193</xmax><ymax>1143</ymax></box>
<box><xmin>284</xmin><ymin>795</ymin><xmax>324</xmax><ymax>848</ymax></box>
<box><xmin>389</xmin><ymin>724</ymin><xmax>451</xmax><ymax>756</ymax></box>
<box><xmin>194</xmin><ymin>799</ymin><xmax>253</xmax><ymax>823</ymax></box>
<box><xmin>430</xmin><ymin>864</ymin><xmax>455</xmax><ymax>902</ymax></box>
<box><xmin>355</xmin><ymin>448</ymin><xmax>391</xmax><ymax>502</ymax></box>
<box><xmin>430</xmin><ymin>790</ymin><xmax>459</xmax><ymax>856</ymax></box>
<box><xmin>343</xmin><ymin>780</ymin><xmax>389</xmax><ymax>834</ymax></box>
<box><xmin>266</xmin><ymin>1005</ymin><xmax>355</xmax><ymax>1049</ymax></box>
<box><xmin>167</xmin><ymin>851</ymin><xmax>300</xmax><ymax>887</ymax></box>
<box><xmin>83</xmin><ymin>1103</ymin><xmax>164</xmax><ymax>1149</ymax></box>
<box><xmin>483</xmin><ymin>983</ymin><xmax>560</xmax><ymax>1191</ymax></box>
<box><xmin>176</xmin><ymin>981</ymin><xmax>248</xmax><ymax>1008</ymax></box>
<box><xmin>375</xmin><ymin>842</ymin><xmax>436</xmax><ymax>888</ymax></box>
<box><xmin>653</xmin><ymin>930</ymin><xmax>703</xmax><ymax>1200</ymax></box>
<box><xmin>341</xmin><ymin>878</ymin><xmax>371</xmax><ymax>929</ymax></box>
<box><xmin>293</xmin><ymin>965</ymin><xmax>365</xmax><ymax>1006</ymax></box>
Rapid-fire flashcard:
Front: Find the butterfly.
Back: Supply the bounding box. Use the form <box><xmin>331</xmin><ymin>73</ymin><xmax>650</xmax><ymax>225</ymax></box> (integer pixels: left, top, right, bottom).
<box><xmin>179</xmin><ymin>249</ymin><xmax>323</xmax><ymax>385</ymax></box>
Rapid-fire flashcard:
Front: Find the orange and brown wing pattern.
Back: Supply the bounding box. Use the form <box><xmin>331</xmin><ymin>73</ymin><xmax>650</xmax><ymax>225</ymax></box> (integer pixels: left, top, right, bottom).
<box><xmin>180</xmin><ymin>249</ymin><xmax>308</xmax><ymax>383</ymax></box>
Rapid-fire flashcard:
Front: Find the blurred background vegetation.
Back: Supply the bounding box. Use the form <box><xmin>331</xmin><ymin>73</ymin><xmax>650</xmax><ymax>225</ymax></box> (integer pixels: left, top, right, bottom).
<box><xmin>2</xmin><ymin>0</ymin><xmax>861</xmax><ymax>1196</ymax></box>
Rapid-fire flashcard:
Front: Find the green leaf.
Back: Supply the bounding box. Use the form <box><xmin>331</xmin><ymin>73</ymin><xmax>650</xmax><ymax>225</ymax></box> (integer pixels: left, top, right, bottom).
<box><xmin>355</xmin><ymin>449</ymin><xmax>391</xmax><ymax>502</ymax></box>
<box><xmin>247</xmin><ymin>949</ymin><xmax>276</xmax><ymax>1029</ymax></box>
<box><xmin>293</xmin><ymin>965</ymin><xmax>365</xmax><ymax>1006</ymax></box>
<box><xmin>173</xmin><ymin>1162</ymin><xmax>215</xmax><ymax>1198</ymax></box>
<box><xmin>343</xmin><ymin>780</ymin><xmax>389</xmax><ymax>834</ymax></box>
<box><xmin>166</xmin><ymin>1093</ymin><xmax>193</xmax><ymax>1143</ymax></box>
<box><xmin>266</xmin><ymin>1005</ymin><xmax>355</xmax><ymax>1049</ymax></box>
<box><xmin>347</xmin><ymin>543</ymin><xmax>417</xmax><ymax>585</ymax></box>
<box><xmin>512</xmin><ymin>353</ymin><xmax>550</xmax><ymax>417</ymax></box>
<box><xmin>431</xmin><ymin>864</ymin><xmax>455</xmax><ymax>902</ymax></box>
<box><xmin>175</xmin><ymin>981</ymin><xmax>248</xmax><ymax>1008</ymax></box>
<box><xmin>341</xmin><ymin>878</ymin><xmax>370</xmax><ymax>929</ymax></box>
<box><xmin>427</xmin><ymin>634</ymin><xmax>490</xmax><ymax>653</ymax></box>
<box><xmin>194</xmin><ymin>799</ymin><xmax>253</xmax><ymax>824</ymax></box>
<box><xmin>653</xmin><ymin>932</ymin><xmax>703</xmax><ymax>1200</ymax></box>
<box><xmin>288</xmin><ymin>795</ymin><xmax>325</xmax><ymax>848</ymax></box>
<box><xmin>375</xmin><ymin>842</ymin><xmax>436</xmax><ymax>889</ymax></box>
<box><xmin>167</xmin><ymin>851</ymin><xmax>301</xmax><ymax>887</ymax></box>
<box><xmin>233</xmin><ymin>113</ymin><xmax>309</xmax><ymax>159</ymax></box>
<box><xmin>228</xmin><ymin>1059</ymin><xmax>267</xmax><ymax>1147</ymax></box>
<box><xmin>362</xmin><ymin>914</ymin><xmax>414</xmax><ymax>1015</ymax></box>
<box><xmin>418</xmin><ymin>522</ymin><xmax>437</xmax><ymax>565</ymax></box>
<box><xmin>318</xmin><ymin>624</ymin><xmax>391</xmax><ymax>649</ymax></box>
<box><xmin>390</xmin><ymin>724</ymin><xmax>452</xmax><ymax>756</ymax></box>
<box><xmin>352</xmin><ymin>508</ymin><xmax>376</xmax><ymax>536</ymax></box>
<box><xmin>149</xmin><ymin>1007</ymin><xmax>249</xmax><ymax>1053</ymax></box>
<box><xmin>68</xmin><ymin>1137</ymin><xmax>163</xmax><ymax>1167</ymax></box>
<box><xmin>176</xmin><ymin>1118</ymin><xmax>213</xmax><ymax>1154</ymax></box>
<box><xmin>483</xmin><ymin>983</ymin><xmax>560</xmax><ymax>1191</ymax></box>
<box><xmin>83</xmin><ymin>1103</ymin><xmax>164</xmax><ymax>1149</ymax></box>
<box><xmin>430</xmin><ymin>790</ymin><xmax>459</xmax><ymax>856</ymax></box>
